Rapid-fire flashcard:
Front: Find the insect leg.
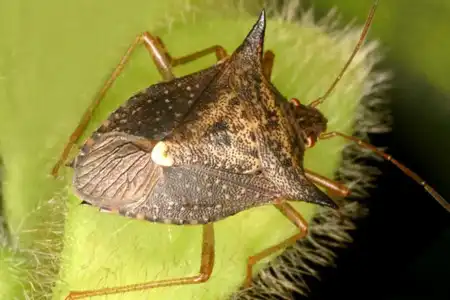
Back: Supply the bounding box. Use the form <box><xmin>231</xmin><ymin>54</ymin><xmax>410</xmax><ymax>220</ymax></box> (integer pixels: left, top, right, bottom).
<box><xmin>244</xmin><ymin>201</ymin><xmax>308</xmax><ymax>288</ymax></box>
<box><xmin>51</xmin><ymin>32</ymin><xmax>229</xmax><ymax>177</ymax></box>
<box><xmin>65</xmin><ymin>223</ymin><xmax>215</xmax><ymax>299</ymax></box>
<box><xmin>162</xmin><ymin>39</ymin><xmax>228</xmax><ymax>66</ymax></box>
<box><xmin>319</xmin><ymin>131</ymin><xmax>450</xmax><ymax>212</ymax></box>
<box><xmin>262</xmin><ymin>50</ymin><xmax>275</xmax><ymax>79</ymax></box>
<box><xmin>51</xmin><ymin>33</ymin><xmax>166</xmax><ymax>176</ymax></box>
<box><xmin>305</xmin><ymin>168</ymin><xmax>350</xmax><ymax>197</ymax></box>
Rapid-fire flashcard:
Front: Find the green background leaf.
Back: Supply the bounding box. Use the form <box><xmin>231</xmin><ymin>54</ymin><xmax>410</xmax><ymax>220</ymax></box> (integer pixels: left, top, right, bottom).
<box><xmin>0</xmin><ymin>1</ymin><xmax>383</xmax><ymax>299</ymax></box>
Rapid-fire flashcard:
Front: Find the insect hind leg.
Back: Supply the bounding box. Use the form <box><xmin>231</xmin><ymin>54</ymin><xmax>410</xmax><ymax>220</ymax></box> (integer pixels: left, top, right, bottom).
<box><xmin>65</xmin><ymin>223</ymin><xmax>215</xmax><ymax>299</ymax></box>
<box><xmin>318</xmin><ymin>131</ymin><xmax>450</xmax><ymax>212</ymax></box>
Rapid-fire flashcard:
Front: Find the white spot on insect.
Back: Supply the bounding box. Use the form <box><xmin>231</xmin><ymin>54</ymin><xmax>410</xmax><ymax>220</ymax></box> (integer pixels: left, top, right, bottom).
<box><xmin>193</xmin><ymin>205</ymin><xmax>199</xmax><ymax>210</ymax></box>
<box><xmin>202</xmin><ymin>217</ymin><xmax>209</xmax><ymax>223</ymax></box>
<box><xmin>204</xmin><ymin>175</ymin><xmax>209</xmax><ymax>180</ymax></box>
<box><xmin>164</xmin><ymin>90</ymin><xmax>169</xmax><ymax>94</ymax></box>
<box><xmin>151</xmin><ymin>142</ymin><xmax>174</xmax><ymax>167</ymax></box>
<box><xmin>168</xmin><ymin>201</ymin><xmax>174</xmax><ymax>206</ymax></box>
<box><xmin>180</xmin><ymin>207</ymin><xmax>186</xmax><ymax>212</ymax></box>
<box><xmin>147</xmin><ymin>99</ymin><xmax>152</xmax><ymax>104</ymax></box>
<box><xmin>165</xmin><ymin>99</ymin><xmax>170</xmax><ymax>103</ymax></box>
<box><xmin>188</xmin><ymin>212</ymin><xmax>194</xmax><ymax>217</ymax></box>
<box><xmin>240</xmin><ymin>188</ymin><xmax>246</xmax><ymax>194</ymax></box>
<box><xmin>255</xmin><ymin>193</ymin><xmax>260</xmax><ymax>198</ymax></box>
<box><xmin>189</xmin><ymin>219</ymin><xmax>198</xmax><ymax>225</ymax></box>
<box><xmin>206</xmin><ymin>183</ymin><xmax>212</xmax><ymax>188</ymax></box>
<box><xmin>178</xmin><ymin>173</ymin><xmax>183</xmax><ymax>178</ymax></box>
<box><xmin>196</xmin><ymin>187</ymin><xmax>201</xmax><ymax>192</ymax></box>
<box><xmin>168</xmin><ymin>105</ymin><xmax>173</xmax><ymax>110</ymax></box>
<box><xmin>225</xmin><ymin>194</ymin><xmax>230</xmax><ymax>200</ymax></box>
<box><xmin>185</xmin><ymin>184</ymin><xmax>190</xmax><ymax>188</ymax></box>
<box><xmin>215</xmin><ymin>179</ymin><xmax>220</xmax><ymax>184</ymax></box>
<box><xmin>203</xmin><ymin>160</ymin><xmax>208</xmax><ymax>165</ymax></box>
<box><xmin>175</xmin><ymin>113</ymin><xmax>182</xmax><ymax>118</ymax></box>
<box><xmin>222</xmin><ymin>185</ymin><xmax>227</xmax><ymax>190</ymax></box>
<box><xmin>195</xmin><ymin>84</ymin><xmax>199</xmax><ymax>88</ymax></box>
<box><xmin>189</xmin><ymin>93</ymin><xmax>194</xmax><ymax>98</ymax></box>
<box><xmin>155</xmin><ymin>117</ymin><xmax>160</xmax><ymax>122</ymax></box>
<box><xmin>177</xmin><ymin>83</ymin><xmax>181</xmax><ymax>87</ymax></box>
<box><xmin>207</xmin><ymin>192</ymin><xmax>212</xmax><ymax>197</ymax></box>
<box><xmin>188</xmin><ymin>100</ymin><xmax>193</xmax><ymax>105</ymax></box>
<box><xmin>215</xmin><ymin>204</ymin><xmax>222</xmax><ymax>210</ymax></box>
<box><xmin>186</xmin><ymin>86</ymin><xmax>191</xmax><ymax>91</ymax></box>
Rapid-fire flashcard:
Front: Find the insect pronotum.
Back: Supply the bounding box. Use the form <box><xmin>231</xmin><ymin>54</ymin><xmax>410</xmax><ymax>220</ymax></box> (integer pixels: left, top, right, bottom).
<box><xmin>51</xmin><ymin>0</ymin><xmax>449</xmax><ymax>299</ymax></box>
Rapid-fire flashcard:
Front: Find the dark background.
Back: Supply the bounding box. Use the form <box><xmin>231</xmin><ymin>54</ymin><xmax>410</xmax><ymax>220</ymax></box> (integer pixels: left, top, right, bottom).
<box><xmin>288</xmin><ymin>1</ymin><xmax>450</xmax><ymax>299</ymax></box>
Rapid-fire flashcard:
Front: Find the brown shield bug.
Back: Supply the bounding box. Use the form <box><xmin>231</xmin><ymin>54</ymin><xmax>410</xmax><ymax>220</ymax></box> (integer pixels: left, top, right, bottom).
<box><xmin>51</xmin><ymin>0</ymin><xmax>449</xmax><ymax>299</ymax></box>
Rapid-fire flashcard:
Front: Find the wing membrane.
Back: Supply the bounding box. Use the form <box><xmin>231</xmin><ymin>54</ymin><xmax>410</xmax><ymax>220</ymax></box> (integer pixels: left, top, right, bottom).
<box><xmin>73</xmin><ymin>133</ymin><xmax>161</xmax><ymax>208</ymax></box>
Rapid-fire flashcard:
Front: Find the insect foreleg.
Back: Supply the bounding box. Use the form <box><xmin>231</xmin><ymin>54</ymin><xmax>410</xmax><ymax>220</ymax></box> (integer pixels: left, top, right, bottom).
<box><xmin>305</xmin><ymin>168</ymin><xmax>350</xmax><ymax>197</ymax></box>
<box><xmin>51</xmin><ymin>32</ymin><xmax>229</xmax><ymax>177</ymax></box>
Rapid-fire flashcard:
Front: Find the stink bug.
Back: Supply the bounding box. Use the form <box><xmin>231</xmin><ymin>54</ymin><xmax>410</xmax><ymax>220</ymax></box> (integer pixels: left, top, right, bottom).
<box><xmin>51</xmin><ymin>0</ymin><xmax>449</xmax><ymax>299</ymax></box>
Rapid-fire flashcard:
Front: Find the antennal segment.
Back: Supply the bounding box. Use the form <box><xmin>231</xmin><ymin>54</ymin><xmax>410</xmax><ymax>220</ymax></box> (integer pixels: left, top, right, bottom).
<box><xmin>309</xmin><ymin>0</ymin><xmax>379</xmax><ymax>108</ymax></box>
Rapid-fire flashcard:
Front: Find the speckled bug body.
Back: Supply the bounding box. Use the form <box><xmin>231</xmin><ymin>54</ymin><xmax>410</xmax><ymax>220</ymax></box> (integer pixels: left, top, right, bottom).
<box><xmin>52</xmin><ymin>1</ymin><xmax>449</xmax><ymax>299</ymax></box>
<box><xmin>71</xmin><ymin>12</ymin><xmax>336</xmax><ymax>227</ymax></box>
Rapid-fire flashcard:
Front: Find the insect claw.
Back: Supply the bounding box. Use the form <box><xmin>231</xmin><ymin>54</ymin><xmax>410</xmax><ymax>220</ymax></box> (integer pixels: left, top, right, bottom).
<box><xmin>151</xmin><ymin>141</ymin><xmax>174</xmax><ymax>167</ymax></box>
<box><xmin>65</xmin><ymin>159</ymin><xmax>75</xmax><ymax>168</ymax></box>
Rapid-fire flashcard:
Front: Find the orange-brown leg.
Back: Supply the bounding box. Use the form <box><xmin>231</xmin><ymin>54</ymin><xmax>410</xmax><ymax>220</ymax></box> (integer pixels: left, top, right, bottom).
<box><xmin>262</xmin><ymin>50</ymin><xmax>275</xmax><ymax>79</ymax></box>
<box><xmin>319</xmin><ymin>131</ymin><xmax>450</xmax><ymax>212</ymax></box>
<box><xmin>244</xmin><ymin>201</ymin><xmax>308</xmax><ymax>288</ymax></box>
<box><xmin>304</xmin><ymin>168</ymin><xmax>350</xmax><ymax>197</ymax></box>
<box><xmin>65</xmin><ymin>223</ymin><xmax>215</xmax><ymax>299</ymax></box>
<box><xmin>51</xmin><ymin>33</ymin><xmax>228</xmax><ymax>177</ymax></box>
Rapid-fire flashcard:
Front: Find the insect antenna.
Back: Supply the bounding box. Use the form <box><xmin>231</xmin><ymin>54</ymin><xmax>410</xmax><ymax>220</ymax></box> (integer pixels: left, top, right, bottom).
<box><xmin>309</xmin><ymin>0</ymin><xmax>379</xmax><ymax>108</ymax></box>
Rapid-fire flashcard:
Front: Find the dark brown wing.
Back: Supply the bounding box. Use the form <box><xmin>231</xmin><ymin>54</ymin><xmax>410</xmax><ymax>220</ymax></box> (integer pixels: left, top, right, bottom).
<box><xmin>96</xmin><ymin>63</ymin><xmax>221</xmax><ymax>140</ymax></box>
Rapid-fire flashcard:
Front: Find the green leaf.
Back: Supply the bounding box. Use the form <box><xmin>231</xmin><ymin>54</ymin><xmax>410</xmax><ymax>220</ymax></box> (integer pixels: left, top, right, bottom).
<box><xmin>0</xmin><ymin>1</ymin><xmax>386</xmax><ymax>299</ymax></box>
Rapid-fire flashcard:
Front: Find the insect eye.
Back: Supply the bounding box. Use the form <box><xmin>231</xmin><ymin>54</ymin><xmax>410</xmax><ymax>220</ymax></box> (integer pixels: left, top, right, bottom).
<box><xmin>305</xmin><ymin>136</ymin><xmax>316</xmax><ymax>148</ymax></box>
<box><xmin>290</xmin><ymin>98</ymin><xmax>301</xmax><ymax>107</ymax></box>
